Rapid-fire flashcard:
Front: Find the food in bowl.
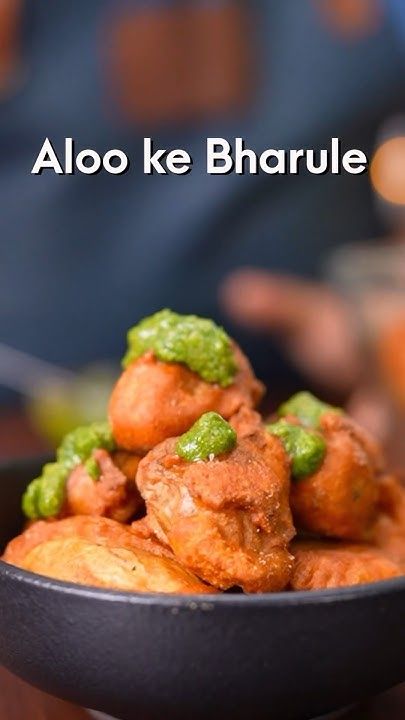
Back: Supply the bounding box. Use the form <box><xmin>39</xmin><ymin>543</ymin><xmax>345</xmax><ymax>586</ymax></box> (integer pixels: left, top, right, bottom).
<box><xmin>2</xmin><ymin>310</ymin><xmax>405</xmax><ymax>594</ymax></box>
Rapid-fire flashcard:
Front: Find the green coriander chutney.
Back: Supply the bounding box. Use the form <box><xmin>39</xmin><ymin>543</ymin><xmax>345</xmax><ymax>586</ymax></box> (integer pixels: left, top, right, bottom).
<box><xmin>122</xmin><ymin>309</ymin><xmax>237</xmax><ymax>387</ymax></box>
<box><xmin>176</xmin><ymin>412</ymin><xmax>237</xmax><ymax>462</ymax></box>
<box><xmin>22</xmin><ymin>422</ymin><xmax>115</xmax><ymax>520</ymax></box>
<box><xmin>267</xmin><ymin>419</ymin><xmax>326</xmax><ymax>478</ymax></box>
<box><xmin>278</xmin><ymin>391</ymin><xmax>341</xmax><ymax>428</ymax></box>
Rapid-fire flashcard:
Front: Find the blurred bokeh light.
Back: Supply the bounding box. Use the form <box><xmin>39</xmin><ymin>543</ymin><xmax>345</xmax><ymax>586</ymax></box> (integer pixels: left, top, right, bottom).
<box><xmin>371</xmin><ymin>136</ymin><xmax>405</xmax><ymax>206</ymax></box>
<box><xmin>314</xmin><ymin>0</ymin><xmax>382</xmax><ymax>39</ymax></box>
<box><xmin>0</xmin><ymin>0</ymin><xmax>22</xmax><ymax>94</ymax></box>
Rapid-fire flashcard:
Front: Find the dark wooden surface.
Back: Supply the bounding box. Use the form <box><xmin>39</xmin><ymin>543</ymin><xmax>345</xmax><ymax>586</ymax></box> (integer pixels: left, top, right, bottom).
<box><xmin>0</xmin><ymin>667</ymin><xmax>404</xmax><ymax>720</ymax></box>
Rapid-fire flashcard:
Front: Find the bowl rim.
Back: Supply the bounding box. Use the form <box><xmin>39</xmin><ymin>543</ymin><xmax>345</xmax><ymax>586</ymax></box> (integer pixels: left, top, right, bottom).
<box><xmin>1</xmin><ymin>455</ymin><xmax>405</xmax><ymax>608</ymax></box>
<box><xmin>1</xmin><ymin>558</ymin><xmax>405</xmax><ymax>608</ymax></box>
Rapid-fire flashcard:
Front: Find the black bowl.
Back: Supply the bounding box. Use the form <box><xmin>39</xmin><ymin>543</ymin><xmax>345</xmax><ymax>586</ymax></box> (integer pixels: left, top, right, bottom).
<box><xmin>0</xmin><ymin>458</ymin><xmax>404</xmax><ymax>720</ymax></box>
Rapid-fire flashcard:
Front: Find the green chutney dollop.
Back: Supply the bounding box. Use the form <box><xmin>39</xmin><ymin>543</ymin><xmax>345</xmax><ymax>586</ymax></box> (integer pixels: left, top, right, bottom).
<box><xmin>22</xmin><ymin>421</ymin><xmax>115</xmax><ymax>520</ymax></box>
<box><xmin>122</xmin><ymin>309</ymin><xmax>237</xmax><ymax>388</ymax></box>
<box><xmin>176</xmin><ymin>412</ymin><xmax>237</xmax><ymax>462</ymax></box>
<box><xmin>278</xmin><ymin>391</ymin><xmax>342</xmax><ymax>429</ymax></box>
<box><xmin>56</xmin><ymin>422</ymin><xmax>116</xmax><ymax>471</ymax></box>
<box><xmin>267</xmin><ymin>419</ymin><xmax>326</xmax><ymax>478</ymax></box>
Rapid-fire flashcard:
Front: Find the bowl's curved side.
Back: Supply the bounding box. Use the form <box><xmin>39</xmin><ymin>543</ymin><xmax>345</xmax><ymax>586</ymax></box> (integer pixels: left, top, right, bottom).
<box><xmin>1</xmin><ymin>459</ymin><xmax>405</xmax><ymax>720</ymax></box>
<box><xmin>0</xmin><ymin>565</ymin><xmax>404</xmax><ymax>720</ymax></box>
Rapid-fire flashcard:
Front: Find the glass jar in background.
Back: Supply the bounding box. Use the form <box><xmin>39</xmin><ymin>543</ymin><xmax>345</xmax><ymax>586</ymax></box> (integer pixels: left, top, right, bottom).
<box><xmin>328</xmin><ymin>241</ymin><xmax>405</xmax><ymax>469</ymax></box>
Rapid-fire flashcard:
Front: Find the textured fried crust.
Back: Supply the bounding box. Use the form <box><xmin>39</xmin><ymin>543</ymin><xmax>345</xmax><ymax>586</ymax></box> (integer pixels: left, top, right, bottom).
<box><xmin>108</xmin><ymin>345</ymin><xmax>264</xmax><ymax>453</ymax></box>
<box><xmin>130</xmin><ymin>517</ymin><xmax>174</xmax><ymax>558</ymax></box>
<box><xmin>290</xmin><ymin>540</ymin><xmax>402</xmax><ymax>591</ymax></box>
<box><xmin>2</xmin><ymin>515</ymin><xmax>171</xmax><ymax>566</ymax></box>
<box><xmin>64</xmin><ymin>449</ymin><xmax>142</xmax><ymax>523</ymax></box>
<box><xmin>374</xmin><ymin>475</ymin><xmax>405</xmax><ymax>570</ymax></box>
<box><xmin>290</xmin><ymin>412</ymin><xmax>382</xmax><ymax>541</ymax></box>
<box><xmin>137</xmin><ymin>429</ymin><xmax>294</xmax><ymax>593</ymax></box>
<box><xmin>229</xmin><ymin>406</ymin><xmax>264</xmax><ymax>438</ymax></box>
<box><xmin>113</xmin><ymin>450</ymin><xmax>143</xmax><ymax>481</ymax></box>
<box><xmin>20</xmin><ymin>537</ymin><xmax>216</xmax><ymax>594</ymax></box>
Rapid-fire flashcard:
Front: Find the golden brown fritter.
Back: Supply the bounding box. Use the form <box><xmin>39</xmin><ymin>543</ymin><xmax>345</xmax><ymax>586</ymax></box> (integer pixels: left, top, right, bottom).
<box><xmin>290</xmin><ymin>539</ymin><xmax>402</xmax><ymax>591</ymax></box>
<box><xmin>130</xmin><ymin>517</ymin><xmax>174</xmax><ymax>558</ymax></box>
<box><xmin>2</xmin><ymin>515</ymin><xmax>171</xmax><ymax>566</ymax></box>
<box><xmin>108</xmin><ymin>345</ymin><xmax>264</xmax><ymax>453</ymax></box>
<box><xmin>20</xmin><ymin>537</ymin><xmax>216</xmax><ymax>594</ymax></box>
<box><xmin>374</xmin><ymin>475</ymin><xmax>405</xmax><ymax>570</ymax></box>
<box><xmin>64</xmin><ymin>449</ymin><xmax>142</xmax><ymax>523</ymax></box>
<box><xmin>290</xmin><ymin>412</ymin><xmax>382</xmax><ymax>541</ymax></box>
<box><xmin>229</xmin><ymin>406</ymin><xmax>264</xmax><ymax>438</ymax></box>
<box><xmin>137</xmin><ymin>428</ymin><xmax>294</xmax><ymax>593</ymax></box>
<box><xmin>113</xmin><ymin>450</ymin><xmax>143</xmax><ymax>481</ymax></box>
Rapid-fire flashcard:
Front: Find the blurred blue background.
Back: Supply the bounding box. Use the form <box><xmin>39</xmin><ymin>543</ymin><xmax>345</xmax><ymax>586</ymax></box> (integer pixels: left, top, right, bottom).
<box><xmin>0</xmin><ymin>0</ymin><xmax>405</xmax><ymax>453</ymax></box>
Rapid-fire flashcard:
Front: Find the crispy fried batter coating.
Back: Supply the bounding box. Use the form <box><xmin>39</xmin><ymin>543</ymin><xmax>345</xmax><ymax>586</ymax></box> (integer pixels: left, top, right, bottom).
<box><xmin>290</xmin><ymin>412</ymin><xmax>382</xmax><ymax>541</ymax></box>
<box><xmin>19</xmin><ymin>537</ymin><xmax>215</xmax><ymax>594</ymax></box>
<box><xmin>290</xmin><ymin>539</ymin><xmax>401</xmax><ymax>590</ymax></box>
<box><xmin>113</xmin><ymin>450</ymin><xmax>142</xmax><ymax>481</ymax></box>
<box><xmin>229</xmin><ymin>406</ymin><xmax>264</xmax><ymax>438</ymax></box>
<box><xmin>2</xmin><ymin>515</ymin><xmax>171</xmax><ymax>566</ymax></box>
<box><xmin>374</xmin><ymin>475</ymin><xmax>405</xmax><ymax>570</ymax></box>
<box><xmin>64</xmin><ymin>449</ymin><xmax>142</xmax><ymax>522</ymax></box>
<box><xmin>109</xmin><ymin>345</ymin><xmax>264</xmax><ymax>453</ymax></box>
<box><xmin>137</xmin><ymin>428</ymin><xmax>294</xmax><ymax>593</ymax></box>
<box><xmin>130</xmin><ymin>517</ymin><xmax>174</xmax><ymax>558</ymax></box>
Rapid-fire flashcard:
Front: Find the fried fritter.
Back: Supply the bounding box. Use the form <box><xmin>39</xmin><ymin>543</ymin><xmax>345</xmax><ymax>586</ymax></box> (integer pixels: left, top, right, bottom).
<box><xmin>130</xmin><ymin>517</ymin><xmax>173</xmax><ymax>558</ymax></box>
<box><xmin>108</xmin><ymin>345</ymin><xmax>264</xmax><ymax>453</ymax></box>
<box><xmin>64</xmin><ymin>448</ymin><xmax>142</xmax><ymax>522</ymax></box>
<box><xmin>290</xmin><ymin>412</ymin><xmax>382</xmax><ymax>541</ymax></box>
<box><xmin>113</xmin><ymin>450</ymin><xmax>143</xmax><ymax>481</ymax></box>
<box><xmin>290</xmin><ymin>539</ymin><xmax>401</xmax><ymax>591</ymax></box>
<box><xmin>20</xmin><ymin>537</ymin><xmax>216</xmax><ymax>594</ymax></box>
<box><xmin>2</xmin><ymin>515</ymin><xmax>171</xmax><ymax>566</ymax></box>
<box><xmin>229</xmin><ymin>406</ymin><xmax>264</xmax><ymax>438</ymax></box>
<box><xmin>374</xmin><ymin>475</ymin><xmax>405</xmax><ymax>570</ymax></box>
<box><xmin>137</xmin><ymin>427</ymin><xmax>294</xmax><ymax>593</ymax></box>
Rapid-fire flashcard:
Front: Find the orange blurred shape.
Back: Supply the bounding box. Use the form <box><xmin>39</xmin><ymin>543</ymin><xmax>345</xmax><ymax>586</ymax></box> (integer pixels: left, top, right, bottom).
<box><xmin>0</xmin><ymin>0</ymin><xmax>22</xmax><ymax>93</ymax></box>
<box><xmin>314</xmin><ymin>0</ymin><xmax>382</xmax><ymax>38</ymax></box>
<box><xmin>103</xmin><ymin>2</ymin><xmax>252</xmax><ymax>127</ymax></box>
<box><xmin>377</xmin><ymin>317</ymin><xmax>405</xmax><ymax>408</ymax></box>
<box><xmin>189</xmin><ymin>3</ymin><xmax>251</xmax><ymax>119</ymax></box>
<box><xmin>370</xmin><ymin>137</ymin><xmax>405</xmax><ymax>206</ymax></box>
<box><xmin>106</xmin><ymin>6</ymin><xmax>187</xmax><ymax>127</ymax></box>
